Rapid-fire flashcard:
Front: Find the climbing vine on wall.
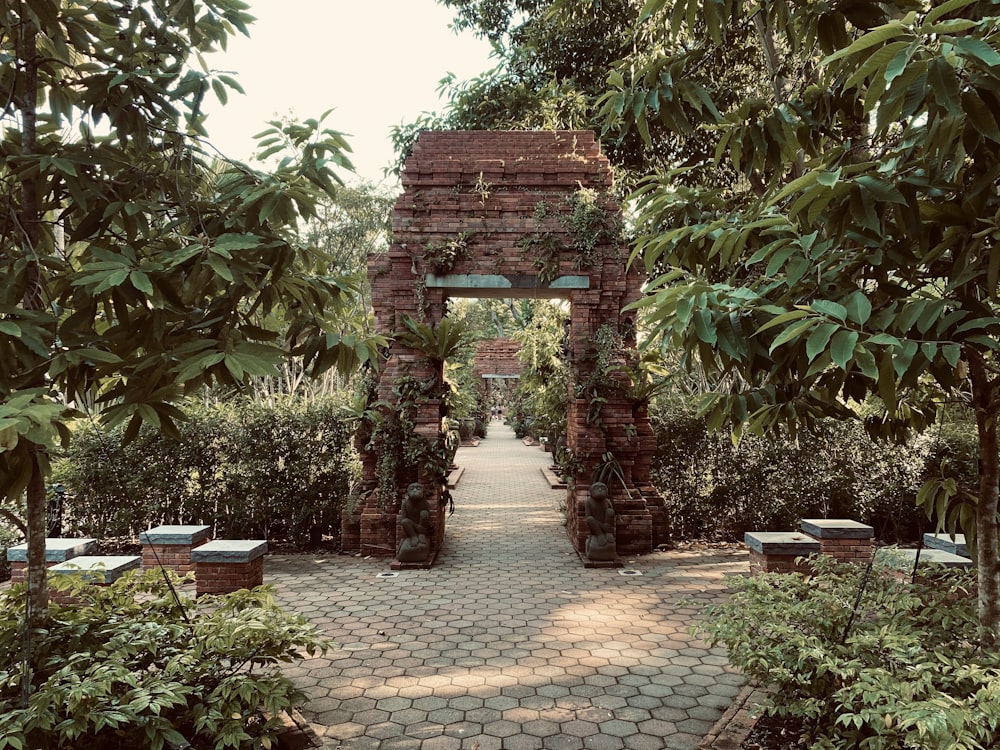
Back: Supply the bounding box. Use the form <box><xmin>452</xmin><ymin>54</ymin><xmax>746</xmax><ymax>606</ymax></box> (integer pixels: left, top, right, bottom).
<box><xmin>365</xmin><ymin>374</ymin><xmax>452</xmax><ymax>509</ymax></box>
<box><xmin>519</xmin><ymin>188</ymin><xmax>624</xmax><ymax>283</ymax></box>
<box><xmin>424</xmin><ymin>232</ymin><xmax>473</xmax><ymax>274</ymax></box>
<box><xmin>574</xmin><ymin>323</ymin><xmax>631</xmax><ymax>429</ymax></box>
<box><xmin>362</xmin><ymin>315</ymin><xmax>470</xmax><ymax>508</ymax></box>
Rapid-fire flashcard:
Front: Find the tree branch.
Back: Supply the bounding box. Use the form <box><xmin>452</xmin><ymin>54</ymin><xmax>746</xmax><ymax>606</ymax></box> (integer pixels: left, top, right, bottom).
<box><xmin>0</xmin><ymin>507</ymin><xmax>27</xmax><ymax>535</ymax></box>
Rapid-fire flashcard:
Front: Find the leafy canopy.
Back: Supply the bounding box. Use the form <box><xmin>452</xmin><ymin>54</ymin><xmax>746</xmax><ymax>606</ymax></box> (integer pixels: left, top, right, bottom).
<box><xmin>0</xmin><ymin>0</ymin><xmax>381</xmax><ymax>503</ymax></box>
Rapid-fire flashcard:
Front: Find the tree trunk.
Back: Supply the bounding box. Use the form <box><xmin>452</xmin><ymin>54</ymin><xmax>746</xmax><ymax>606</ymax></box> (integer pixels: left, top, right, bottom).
<box><xmin>968</xmin><ymin>352</ymin><xmax>1000</xmax><ymax>646</ymax></box>
<box><xmin>25</xmin><ymin>451</ymin><xmax>48</xmax><ymax>628</ymax></box>
<box><xmin>16</xmin><ymin>10</ymin><xmax>50</xmax><ymax>627</ymax></box>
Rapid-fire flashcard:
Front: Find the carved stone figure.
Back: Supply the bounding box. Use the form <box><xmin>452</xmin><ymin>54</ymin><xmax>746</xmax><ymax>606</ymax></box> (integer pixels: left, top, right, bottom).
<box><xmin>585</xmin><ymin>481</ymin><xmax>616</xmax><ymax>561</ymax></box>
<box><xmin>397</xmin><ymin>482</ymin><xmax>430</xmax><ymax>562</ymax></box>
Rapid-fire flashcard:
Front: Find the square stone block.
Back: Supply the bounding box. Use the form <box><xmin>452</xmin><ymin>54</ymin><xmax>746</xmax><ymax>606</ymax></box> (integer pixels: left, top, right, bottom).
<box><xmin>141</xmin><ymin>525</ymin><xmax>212</xmax><ymax>574</ymax></box>
<box><xmin>877</xmin><ymin>547</ymin><xmax>972</xmax><ymax>570</ymax></box>
<box><xmin>745</xmin><ymin>532</ymin><xmax>820</xmax><ymax>575</ymax></box>
<box><xmin>744</xmin><ymin>531</ymin><xmax>820</xmax><ymax>556</ymax></box>
<box><xmin>49</xmin><ymin>555</ymin><xmax>141</xmax><ymax>583</ymax></box>
<box><xmin>192</xmin><ymin>540</ymin><xmax>267</xmax><ymax>595</ymax></box>
<box><xmin>6</xmin><ymin>537</ymin><xmax>97</xmax><ymax>562</ymax></box>
<box><xmin>191</xmin><ymin>539</ymin><xmax>267</xmax><ymax>563</ymax></box>
<box><xmin>922</xmin><ymin>533</ymin><xmax>968</xmax><ymax>558</ymax></box>
<box><xmin>140</xmin><ymin>525</ymin><xmax>212</xmax><ymax>546</ymax></box>
<box><xmin>800</xmin><ymin>519</ymin><xmax>873</xmax><ymax>539</ymax></box>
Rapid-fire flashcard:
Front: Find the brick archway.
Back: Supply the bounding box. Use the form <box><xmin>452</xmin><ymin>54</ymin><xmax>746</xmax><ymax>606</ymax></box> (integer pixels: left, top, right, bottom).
<box><xmin>473</xmin><ymin>338</ymin><xmax>521</xmax><ymax>410</ymax></box>
<box><xmin>344</xmin><ymin>131</ymin><xmax>667</xmax><ymax>565</ymax></box>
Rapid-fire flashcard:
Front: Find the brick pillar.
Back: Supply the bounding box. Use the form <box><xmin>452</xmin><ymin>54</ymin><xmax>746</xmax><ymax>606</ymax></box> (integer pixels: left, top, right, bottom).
<box><xmin>140</xmin><ymin>525</ymin><xmax>212</xmax><ymax>574</ymax></box>
<box><xmin>744</xmin><ymin>532</ymin><xmax>820</xmax><ymax>574</ymax></box>
<box><xmin>192</xmin><ymin>540</ymin><xmax>267</xmax><ymax>595</ymax></box>
<box><xmin>7</xmin><ymin>537</ymin><xmax>97</xmax><ymax>584</ymax></box>
<box><xmin>800</xmin><ymin>519</ymin><xmax>874</xmax><ymax>563</ymax></box>
<box><xmin>48</xmin><ymin>555</ymin><xmax>141</xmax><ymax>604</ymax></box>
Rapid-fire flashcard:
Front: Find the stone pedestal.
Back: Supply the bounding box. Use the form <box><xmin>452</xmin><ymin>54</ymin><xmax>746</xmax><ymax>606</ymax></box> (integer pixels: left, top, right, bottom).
<box><xmin>923</xmin><ymin>533</ymin><xmax>968</xmax><ymax>557</ymax></box>
<box><xmin>140</xmin><ymin>525</ymin><xmax>212</xmax><ymax>574</ymax></box>
<box><xmin>800</xmin><ymin>519</ymin><xmax>874</xmax><ymax>563</ymax></box>
<box><xmin>877</xmin><ymin>546</ymin><xmax>973</xmax><ymax>571</ymax></box>
<box><xmin>191</xmin><ymin>540</ymin><xmax>267</xmax><ymax>595</ymax></box>
<box><xmin>876</xmin><ymin>546</ymin><xmax>975</xmax><ymax>595</ymax></box>
<box><xmin>7</xmin><ymin>537</ymin><xmax>97</xmax><ymax>584</ymax></box>
<box><xmin>48</xmin><ymin>555</ymin><xmax>141</xmax><ymax>604</ymax></box>
<box><xmin>744</xmin><ymin>532</ymin><xmax>820</xmax><ymax>574</ymax></box>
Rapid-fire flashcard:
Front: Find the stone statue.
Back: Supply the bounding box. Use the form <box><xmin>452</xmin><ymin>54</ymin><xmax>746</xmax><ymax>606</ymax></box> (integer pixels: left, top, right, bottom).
<box><xmin>585</xmin><ymin>481</ymin><xmax>616</xmax><ymax>561</ymax></box>
<box><xmin>397</xmin><ymin>482</ymin><xmax>430</xmax><ymax>562</ymax></box>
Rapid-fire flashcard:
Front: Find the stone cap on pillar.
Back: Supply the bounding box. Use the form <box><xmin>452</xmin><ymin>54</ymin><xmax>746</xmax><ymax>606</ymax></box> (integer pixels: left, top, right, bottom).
<box><xmin>922</xmin><ymin>533</ymin><xmax>968</xmax><ymax>557</ymax></box>
<box><xmin>876</xmin><ymin>547</ymin><xmax>973</xmax><ymax>570</ymax></box>
<box><xmin>191</xmin><ymin>540</ymin><xmax>267</xmax><ymax>563</ymax></box>
<box><xmin>49</xmin><ymin>555</ymin><xmax>141</xmax><ymax>583</ymax></box>
<box><xmin>140</xmin><ymin>525</ymin><xmax>212</xmax><ymax>545</ymax></box>
<box><xmin>800</xmin><ymin>519</ymin><xmax>874</xmax><ymax>539</ymax></box>
<box><xmin>6</xmin><ymin>537</ymin><xmax>97</xmax><ymax>563</ymax></box>
<box><xmin>744</xmin><ymin>532</ymin><xmax>821</xmax><ymax>556</ymax></box>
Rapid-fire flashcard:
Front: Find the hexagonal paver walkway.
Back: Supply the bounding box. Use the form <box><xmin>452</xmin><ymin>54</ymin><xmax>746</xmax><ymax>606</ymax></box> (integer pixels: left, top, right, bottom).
<box><xmin>268</xmin><ymin>421</ymin><xmax>748</xmax><ymax>749</ymax></box>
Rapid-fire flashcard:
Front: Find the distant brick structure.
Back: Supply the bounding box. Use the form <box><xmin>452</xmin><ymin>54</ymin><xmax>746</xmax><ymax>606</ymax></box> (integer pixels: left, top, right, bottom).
<box><xmin>473</xmin><ymin>338</ymin><xmax>522</xmax><ymax>408</ymax></box>
<box><xmin>348</xmin><ymin>131</ymin><xmax>668</xmax><ymax>563</ymax></box>
<box><xmin>473</xmin><ymin>338</ymin><xmax>522</xmax><ymax>379</ymax></box>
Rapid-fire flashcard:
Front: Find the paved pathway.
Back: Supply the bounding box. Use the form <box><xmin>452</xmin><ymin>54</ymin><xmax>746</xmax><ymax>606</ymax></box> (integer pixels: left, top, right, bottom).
<box><xmin>269</xmin><ymin>422</ymin><xmax>748</xmax><ymax>749</ymax></box>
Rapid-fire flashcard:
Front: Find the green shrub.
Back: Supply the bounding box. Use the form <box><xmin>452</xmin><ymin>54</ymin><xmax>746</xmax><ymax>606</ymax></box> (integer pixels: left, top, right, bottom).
<box><xmin>0</xmin><ymin>524</ymin><xmax>21</xmax><ymax>582</ymax></box>
<box><xmin>0</xmin><ymin>571</ymin><xmax>329</xmax><ymax>750</ymax></box>
<box><xmin>698</xmin><ymin>557</ymin><xmax>999</xmax><ymax>749</ymax></box>
<box><xmin>648</xmin><ymin>396</ymin><xmax>977</xmax><ymax>542</ymax></box>
<box><xmin>53</xmin><ymin>396</ymin><xmax>359</xmax><ymax>547</ymax></box>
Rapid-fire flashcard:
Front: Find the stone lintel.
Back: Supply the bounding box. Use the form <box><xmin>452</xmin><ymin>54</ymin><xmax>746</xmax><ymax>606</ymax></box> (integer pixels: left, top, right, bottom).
<box><xmin>49</xmin><ymin>555</ymin><xmax>141</xmax><ymax>582</ymax></box>
<box><xmin>140</xmin><ymin>525</ymin><xmax>213</xmax><ymax>546</ymax></box>
<box><xmin>922</xmin><ymin>533</ymin><xmax>968</xmax><ymax>557</ymax></box>
<box><xmin>744</xmin><ymin>532</ymin><xmax>821</xmax><ymax>556</ymax></box>
<box><xmin>481</xmin><ymin>374</ymin><xmax>521</xmax><ymax>379</ymax></box>
<box><xmin>800</xmin><ymin>519</ymin><xmax>874</xmax><ymax>540</ymax></box>
<box><xmin>425</xmin><ymin>273</ymin><xmax>589</xmax><ymax>298</ymax></box>
<box><xmin>192</xmin><ymin>540</ymin><xmax>267</xmax><ymax>563</ymax></box>
<box><xmin>6</xmin><ymin>537</ymin><xmax>97</xmax><ymax>563</ymax></box>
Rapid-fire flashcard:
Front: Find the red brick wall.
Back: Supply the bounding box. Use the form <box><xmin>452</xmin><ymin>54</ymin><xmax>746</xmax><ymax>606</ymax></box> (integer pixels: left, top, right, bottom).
<box><xmin>9</xmin><ymin>561</ymin><xmax>27</xmax><ymax>584</ymax></box>
<box><xmin>815</xmin><ymin>538</ymin><xmax>872</xmax><ymax>563</ymax></box>
<box><xmin>748</xmin><ymin>550</ymin><xmax>816</xmax><ymax>575</ymax></box>
<box><xmin>195</xmin><ymin>556</ymin><xmax>264</xmax><ymax>595</ymax></box>
<box><xmin>473</xmin><ymin>339</ymin><xmax>522</xmax><ymax>379</ymax></box>
<box><xmin>141</xmin><ymin>539</ymin><xmax>208</xmax><ymax>574</ymax></box>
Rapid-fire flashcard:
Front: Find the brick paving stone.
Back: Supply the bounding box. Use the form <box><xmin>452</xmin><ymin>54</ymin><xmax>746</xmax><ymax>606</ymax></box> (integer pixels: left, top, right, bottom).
<box><xmin>265</xmin><ymin>422</ymin><xmax>750</xmax><ymax>748</ymax></box>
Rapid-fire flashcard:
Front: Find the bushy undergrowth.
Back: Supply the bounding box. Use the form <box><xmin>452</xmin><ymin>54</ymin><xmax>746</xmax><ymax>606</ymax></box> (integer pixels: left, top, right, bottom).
<box><xmin>53</xmin><ymin>397</ymin><xmax>359</xmax><ymax>546</ymax></box>
<box><xmin>699</xmin><ymin>557</ymin><xmax>999</xmax><ymax>750</ymax></box>
<box><xmin>0</xmin><ymin>523</ymin><xmax>20</xmax><ymax>582</ymax></box>
<box><xmin>0</xmin><ymin>571</ymin><xmax>329</xmax><ymax>750</ymax></box>
<box><xmin>649</xmin><ymin>397</ymin><xmax>977</xmax><ymax>541</ymax></box>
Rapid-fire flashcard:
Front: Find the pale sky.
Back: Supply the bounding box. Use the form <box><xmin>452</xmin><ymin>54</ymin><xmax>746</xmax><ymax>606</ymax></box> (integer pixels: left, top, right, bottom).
<box><xmin>202</xmin><ymin>0</ymin><xmax>496</xmax><ymax>186</ymax></box>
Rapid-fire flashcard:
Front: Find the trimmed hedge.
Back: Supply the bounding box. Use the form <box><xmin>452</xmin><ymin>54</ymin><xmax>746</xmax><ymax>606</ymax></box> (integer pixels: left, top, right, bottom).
<box><xmin>53</xmin><ymin>397</ymin><xmax>359</xmax><ymax>547</ymax></box>
<box><xmin>649</xmin><ymin>397</ymin><xmax>978</xmax><ymax>542</ymax></box>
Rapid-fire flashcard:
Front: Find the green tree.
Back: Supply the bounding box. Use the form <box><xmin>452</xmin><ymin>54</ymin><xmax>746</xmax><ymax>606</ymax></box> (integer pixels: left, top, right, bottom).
<box><xmin>247</xmin><ymin>181</ymin><xmax>394</xmax><ymax>402</ymax></box>
<box><xmin>0</xmin><ymin>0</ymin><xmax>375</xmax><ymax>627</ymax></box>
<box><xmin>393</xmin><ymin>0</ymin><xmax>638</xmax><ymax>178</ymax></box>
<box><xmin>600</xmin><ymin>0</ymin><xmax>1000</xmax><ymax>643</ymax></box>
<box><xmin>395</xmin><ymin>0</ymin><xmax>769</xmax><ymax>189</ymax></box>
